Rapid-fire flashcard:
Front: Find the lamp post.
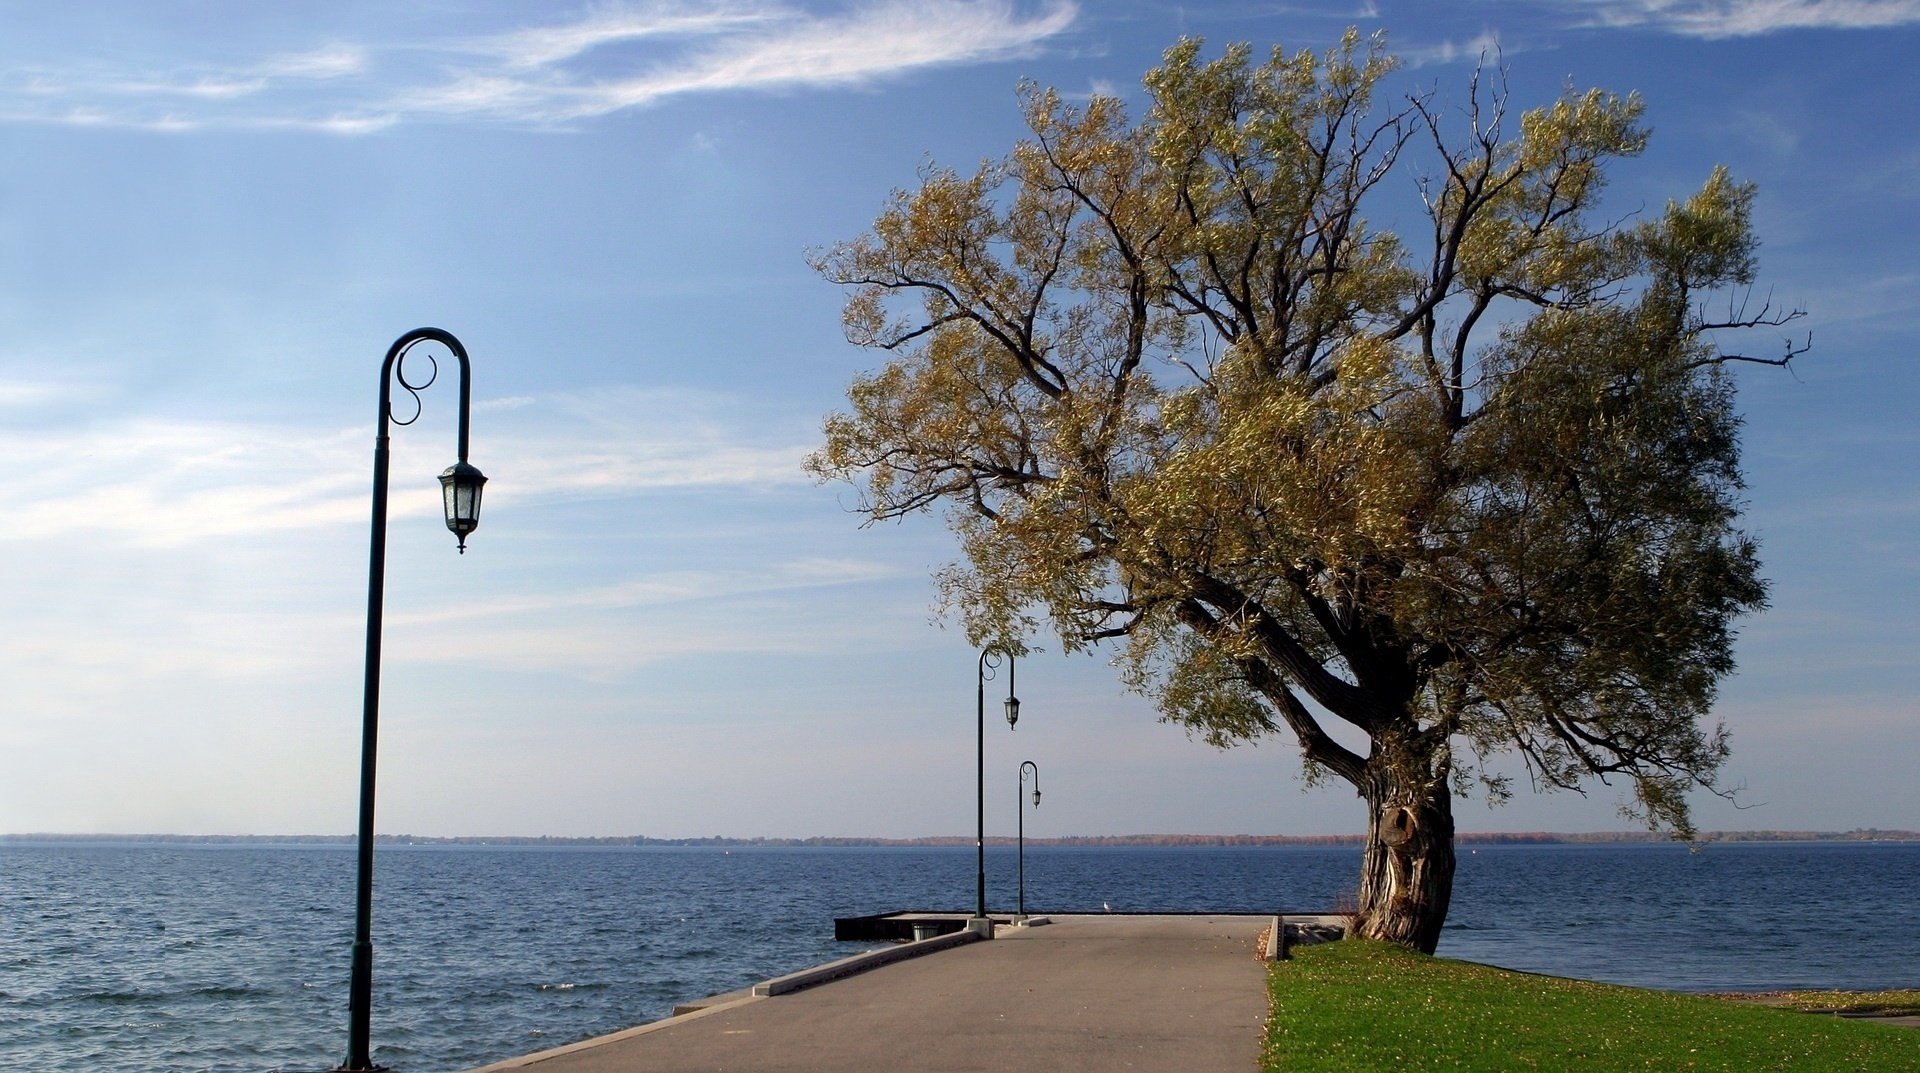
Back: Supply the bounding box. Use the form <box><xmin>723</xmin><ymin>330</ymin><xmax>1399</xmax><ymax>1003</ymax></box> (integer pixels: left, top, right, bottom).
<box><xmin>1017</xmin><ymin>760</ymin><xmax>1040</xmax><ymax>921</ymax></box>
<box><xmin>974</xmin><ymin>647</ymin><xmax>1019</xmax><ymax>927</ymax></box>
<box><xmin>341</xmin><ymin>328</ymin><xmax>487</xmax><ymax>1072</ymax></box>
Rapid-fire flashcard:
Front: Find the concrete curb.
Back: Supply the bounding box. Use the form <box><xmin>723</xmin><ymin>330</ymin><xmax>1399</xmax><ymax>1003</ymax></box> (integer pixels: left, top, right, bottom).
<box><xmin>753</xmin><ymin>927</ymin><xmax>985</xmax><ymax>997</ymax></box>
<box><xmin>469</xmin><ymin>932</ymin><xmax>985</xmax><ymax>1070</ymax></box>
<box><xmin>467</xmin><ymin>992</ymin><xmax>763</xmax><ymax>1072</ymax></box>
<box><xmin>1263</xmin><ymin>915</ymin><xmax>1287</xmax><ymax>960</ymax></box>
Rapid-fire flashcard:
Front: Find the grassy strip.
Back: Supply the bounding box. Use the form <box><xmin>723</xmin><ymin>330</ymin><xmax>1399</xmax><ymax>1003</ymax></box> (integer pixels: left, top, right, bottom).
<box><xmin>1710</xmin><ymin>990</ymin><xmax>1920</xmax><ymax>1017</ymax></box>
<box><xmin>1264</xmin><ymin>940</ymin><xmax>1920</xmax><ymax>1072</ymax></box>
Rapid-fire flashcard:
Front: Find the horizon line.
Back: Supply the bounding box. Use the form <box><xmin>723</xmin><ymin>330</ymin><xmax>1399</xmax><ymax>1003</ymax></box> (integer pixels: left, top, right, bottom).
<box><xmin>3</xmin><ymin>827</ymin><xmax>1914</xmax><ymax>846</ymax></box>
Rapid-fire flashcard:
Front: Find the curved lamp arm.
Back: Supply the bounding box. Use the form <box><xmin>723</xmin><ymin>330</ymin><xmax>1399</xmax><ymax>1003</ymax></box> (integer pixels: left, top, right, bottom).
<box><xmin>979</xmin><ymin>646</ymin><xmax>1020</xmax><ymax>728</ymax></box>
<box><xmin>377</xmin><ymin>328</ymin><xmax>487</xmax><ymax>551</ymax></box>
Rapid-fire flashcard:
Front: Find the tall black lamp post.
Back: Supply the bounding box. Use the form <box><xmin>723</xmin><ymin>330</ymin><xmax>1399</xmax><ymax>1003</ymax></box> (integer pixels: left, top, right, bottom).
<box><xmin>973</xmin><ymin>647</ymin><xmax>1019</xmax><ymax>926</ymax></box>
<box><xmin>341</xmin><ymin>328</ymin><xmax>487</xmax><ymax>1072</ymax></box>
<box><xmin>1017</xmin><ymin>760</ymin><xmax>1040</xmax><ymax>920</ymax></box>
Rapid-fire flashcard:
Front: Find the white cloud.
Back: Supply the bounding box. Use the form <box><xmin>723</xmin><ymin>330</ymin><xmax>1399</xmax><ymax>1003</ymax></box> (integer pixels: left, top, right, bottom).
<box><xmin>0</xmin><ymin>378</ymin><xmax>95</xmax><ymax>408</ymax></box>
<box><xmin>1786</xmin><ymin>270</ymin><xmax>1920</xmax><ymax>328</ymax></box>
<box><xmin>0</xmin><ymin>382</ymin><xmax>870</xmax><ymax>693</ymax></box>
<box><xmin>1726</xmin><ymin>108</ymin><xmax>1802</xmax><ymax>154</ymax></box>
<box><xmin>1058</xmin><ymin>76</ymin><xmax>1117</xmax><ymax>103</ymax></box>
<box><xmin>392</xmin><ymin>556</ymin><xmax>921</xmax><ymax>680</ymax></box>
<box><xmin>0</xmin><ymin>418</ymin><xmax>368</xmax><ymax>545</ymax></box>
<box><xmin>399</xmin><ymin>556</ymin><xmax>904</xmax><ymax>627</ymax></box>
<box><xmin>162</xmin><ymin>77</ymin><xmax>268</xmax><ymax>100</ymax></box>
<box><xmin>501</xmin><ymin>386</ymin><xmax>815</xmax><ymax>496</ymax></box>
<box><xmin>258</xmin><ymin>44</ymin><xmax>369</xmax><ymax>80</ymax></box>
<box><xmin>0</xmin><ymin>386</ymin><xmax>817</xmax><ymax>547</ymax></box>
<box><xmin>403</xmin><ymin>0</ymin><xmax>1079</xmax><ymax>122</ymax></box>
<box><xmin>1398</xmin><ymin>29</ymin><xmax>1511</xmax><ymax>67</ymax></box>
<box><xmin>8</xmin><ymin>42</ymin><xmax>363</xmax><ymax>109</ymax></box>
<box><xmin>469</xmin><ymin>3</ymin><xmax>784</xmax><ymax>69</ymax></box>
<box><xmin>1568</xmin><ymin>0</ymin><xmax>1920</xmax><ymax>37</ymax></box>
<box><xmin>0</xmin><ymin>1</ymin><xmax>1079</xmax><ymax>131</ymax></box>
<box><xmin>304</xmin><ymin>113</ymin><xmax>400</xmax><ymax>135</ymax></box>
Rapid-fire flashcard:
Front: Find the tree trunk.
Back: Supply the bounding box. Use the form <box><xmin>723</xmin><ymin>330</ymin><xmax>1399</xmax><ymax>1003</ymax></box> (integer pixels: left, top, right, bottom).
<box><xmin>1354</xmin><ymin>764</ymin><xmax>1456</xmax><ymax>954</ymax></box>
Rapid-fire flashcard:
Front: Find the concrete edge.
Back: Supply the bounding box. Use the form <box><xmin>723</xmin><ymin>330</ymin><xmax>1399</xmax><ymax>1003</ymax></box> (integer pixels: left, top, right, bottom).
<box><xmin>466</xmin><ymin>933</ymin><xmax>985</xmax><ymax>1071</ymax></box>
<box><xmin>753</xmin><ymin>927</ymin><xmax>985</xmax><ymax>997</ymax></box>
<box><xmin>1263</xmin><ymin>914</ymin><xmax>1287</xmax><ymax>961</ymax></box>
<box><xmin>465</xmin><ymin>992</ymin><xmax>763</xmax><ymax>1072</ymax></box>
<box><xmin>671</xmin><ymin>985</ymin><xmax>755</xmax><ymax>1016</ymax></box>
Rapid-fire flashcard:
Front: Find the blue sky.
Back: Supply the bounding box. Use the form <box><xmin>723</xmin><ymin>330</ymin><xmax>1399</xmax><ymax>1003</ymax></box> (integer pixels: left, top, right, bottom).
<box><xmin>0</xmin><ymin>0</ymin><xmax>1913</xmax><ymax>839</ymax></box>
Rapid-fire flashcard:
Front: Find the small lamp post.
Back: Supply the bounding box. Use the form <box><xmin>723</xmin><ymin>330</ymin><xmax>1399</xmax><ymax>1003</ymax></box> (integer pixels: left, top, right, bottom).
<box><xmin>340</xmin><ymin>328</ymin><xmax>486</xmax><ymax>1072</ymax></box>
<box><xmin>974</xmin><ymin>646</ymin><xmax>1019</xmax><ymax>928</ymax></box>
<box><xmin>1017</xmin><ymin>760</ymin><xmax>1041</xmax><ymax>920</ymax></box>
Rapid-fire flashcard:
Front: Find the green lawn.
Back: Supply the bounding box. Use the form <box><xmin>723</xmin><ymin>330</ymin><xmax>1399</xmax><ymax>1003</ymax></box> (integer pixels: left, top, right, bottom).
<box><xmin>1264</xmin><ymin>940</ymin><xmax>1920</xmax><ymax>1072</ymax></box>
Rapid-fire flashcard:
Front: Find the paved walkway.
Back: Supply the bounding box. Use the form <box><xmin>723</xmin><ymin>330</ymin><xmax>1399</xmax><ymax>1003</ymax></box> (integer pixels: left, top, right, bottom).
<box><xmin>470</xmin><ymin>914</ymin><xmax>1272</xmax><ymax>1073</ymax></box>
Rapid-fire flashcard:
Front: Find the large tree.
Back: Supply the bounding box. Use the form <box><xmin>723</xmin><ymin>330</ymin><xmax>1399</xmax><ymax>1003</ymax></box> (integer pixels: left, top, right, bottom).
<box><xmin>808</xmin><ymin>34</ymin><xmax>1799</xmax><ymax>952</ymax></box>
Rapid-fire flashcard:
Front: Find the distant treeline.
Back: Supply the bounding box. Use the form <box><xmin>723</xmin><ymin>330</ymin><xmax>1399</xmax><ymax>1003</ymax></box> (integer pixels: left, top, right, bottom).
<box><xmin>3</xmin><ymin>829</ymin><xmax>1914</xmax><ymax>847</ymax></box>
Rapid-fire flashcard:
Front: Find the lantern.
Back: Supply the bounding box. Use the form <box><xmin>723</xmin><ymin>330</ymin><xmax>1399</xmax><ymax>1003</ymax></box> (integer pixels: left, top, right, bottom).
<box><xmin>439</xmin><ymin>461</ymin><xmax>488</xmax><ymax>552</ymax></box>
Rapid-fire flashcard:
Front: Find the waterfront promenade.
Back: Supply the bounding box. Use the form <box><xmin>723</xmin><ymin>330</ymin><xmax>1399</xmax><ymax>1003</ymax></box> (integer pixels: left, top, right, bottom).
<box><xmin>470</xmin><ymin>914</ymin><xmax>1273</xmax><ymax>1073</ymax></box>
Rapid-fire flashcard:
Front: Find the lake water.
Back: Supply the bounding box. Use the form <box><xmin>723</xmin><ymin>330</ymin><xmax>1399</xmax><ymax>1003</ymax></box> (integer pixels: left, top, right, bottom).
<box><xmin>2</xmin><ymin>840</ymin><xmax>1914</xmax><ymax>1072</ymax></box>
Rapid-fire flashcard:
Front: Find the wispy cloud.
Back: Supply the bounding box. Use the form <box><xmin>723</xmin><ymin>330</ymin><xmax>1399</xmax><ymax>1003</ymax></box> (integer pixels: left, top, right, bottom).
<box><xmin>0</xmin><ymin>386</ymin><xmax>817</xmax><ymax>547</ymax></box>
<box><xmin>259</xmin><ymin>45</ymin><xmax>369</xmax><ymax>80</ymax></box>
<box><xmin>0</xmin><ymin>378</ymin><xmax>96</xmax><ymax>409</ymax></box>
<box><xmin>1563</xmin><ymin>0</ymin><xmax>1920</xmax><ymax>37</ymax></box>
<box><xmin>1784</xmin><ymin>270</ymin><xmax>1920</xmax><ymax>328</ymax></box>
<box><xmin>1397</xmin><ymin>29</ymin><xmax>1514</xmax><ymax>67</ymax></box>
<box><xmin>495</xmin><ymin>386</ymin><xmax>815</xmax><ymax>501</ymax></box>
<box><xmin>4</xmin><ymin>41</ymin><xmax>366</xmax><ymax>126</ymax></box>
<box><xmin>397</xmin><ymin>558</ymin><xmax>927</xmax><ymax>681</ymax></box>
<box><xmin>0</xmin><ymin>418</ymin><xmax>368</xmax><ymax>545</ymax></box>
<box><xmin>402</xmin><ymin>0</ymin><xmax>1079</xmax><ymax>123</ymax></box>
<box><xmin>1726</xmin><ymin>107</ymin><xmax>1801</xmax><ymax>155</ymax></box>
<box><xmin>399</xmin><ymin>556</ymin><xmax>905</xmax><ymax>627</ymax></box>
<box><xmin>468</xmin><ymin>4</ymin><xmax>783</xmax><ymax>69</ymax></box>
<box><xmin>0</xmin><ymin>1</ymin><xmax>1078</xmax><ymax>132</ymax></box>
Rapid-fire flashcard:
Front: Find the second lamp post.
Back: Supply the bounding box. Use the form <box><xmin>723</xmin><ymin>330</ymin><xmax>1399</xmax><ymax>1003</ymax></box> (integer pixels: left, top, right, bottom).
<box><xmin>1017</xmin><ymin>760</ymin><xmax>1040</xmax><ymax>920</ymax></box>
<box><xmin>974</xmin><ymin>647</ymin><xmax>1019</xmax><ymax>926</ymax></box>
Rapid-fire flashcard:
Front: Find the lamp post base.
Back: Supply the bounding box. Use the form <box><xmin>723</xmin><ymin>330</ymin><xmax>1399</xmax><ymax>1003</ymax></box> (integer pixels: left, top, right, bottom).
<box><xmin>964</xmin><ymin>916</ymin><xmax>995</xmax><ymax>938</ymax></box>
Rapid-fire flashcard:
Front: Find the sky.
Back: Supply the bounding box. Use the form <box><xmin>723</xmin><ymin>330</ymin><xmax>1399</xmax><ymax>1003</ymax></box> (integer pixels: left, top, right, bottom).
<box><xmin>0</xmin><ymin>0</ymin><xmax>1914</xmax><ymax>840</ymax></box>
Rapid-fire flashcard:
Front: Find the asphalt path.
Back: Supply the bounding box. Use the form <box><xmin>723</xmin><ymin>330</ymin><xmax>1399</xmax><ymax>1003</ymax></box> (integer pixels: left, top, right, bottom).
<box><xmin>470</xmin><ymin>914</ymin><xmax>1271</xmax><ymax>1073</ymax></box>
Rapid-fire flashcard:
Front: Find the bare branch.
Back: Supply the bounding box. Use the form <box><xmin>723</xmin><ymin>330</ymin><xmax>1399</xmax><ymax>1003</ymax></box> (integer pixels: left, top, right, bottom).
<box><xmin>1688</xmin><ymin>332</ymin><xmax>1811</xmax><ymax>371</ymax></box>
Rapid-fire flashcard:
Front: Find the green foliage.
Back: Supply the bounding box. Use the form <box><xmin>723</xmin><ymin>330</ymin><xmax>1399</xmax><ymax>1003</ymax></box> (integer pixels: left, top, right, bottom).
<box><xmin>1266</xmin><ymin>942</ymin><xmax>1920</xmax><ymax>1072</ymax></box>
<box><xmin>811</xmin><ymin>31</ymin><xmax>1795</xmax><ymax>848</ymax></box>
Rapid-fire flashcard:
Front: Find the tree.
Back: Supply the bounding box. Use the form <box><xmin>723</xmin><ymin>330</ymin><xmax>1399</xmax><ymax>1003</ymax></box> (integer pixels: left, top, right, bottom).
<box><xmin>808</xmin><ymin>33</ymin><xmax>1801</xmax><ymax>953</ymax></box>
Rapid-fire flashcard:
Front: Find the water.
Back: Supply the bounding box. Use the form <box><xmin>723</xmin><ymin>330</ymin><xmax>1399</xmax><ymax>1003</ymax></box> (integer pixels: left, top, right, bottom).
<box><xmin>1448</xmin><ymin>841</ymin><xmax>1920</xmax><ymax>992</ymax></box>
<box><xmin>1</xmin><ymin>840</ymin><xmax>1914</xmax><ymax>1072</ymax></box>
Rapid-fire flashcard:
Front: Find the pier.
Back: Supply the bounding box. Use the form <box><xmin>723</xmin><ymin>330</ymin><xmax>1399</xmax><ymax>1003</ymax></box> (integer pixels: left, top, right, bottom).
<box><xmin>468</xmin><ymin>914</ymin><xmax>1338</xmax><ymax>1073</ymax></box>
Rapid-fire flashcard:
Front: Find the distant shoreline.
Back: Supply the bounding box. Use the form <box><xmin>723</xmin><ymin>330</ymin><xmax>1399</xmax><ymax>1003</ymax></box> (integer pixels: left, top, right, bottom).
<box><xmin>3</xmin><ymin>829</ymin><xmax>1914</xmax><ymax>847</ymax></box>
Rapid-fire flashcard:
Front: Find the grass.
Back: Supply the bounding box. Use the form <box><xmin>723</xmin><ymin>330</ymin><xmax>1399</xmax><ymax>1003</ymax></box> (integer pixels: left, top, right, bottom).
<box><xmin>1711</xmin><ymin>990</ymin><xmax>1920</xmax><ymax>1017</ymax></box>
<box><xmin>1264</xmin><ymin>940</ymin><xmax>1920</xmax><ymax>1072</ymax></box>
